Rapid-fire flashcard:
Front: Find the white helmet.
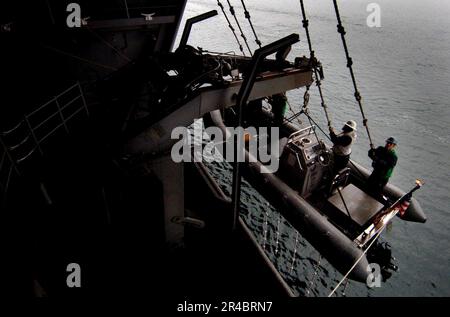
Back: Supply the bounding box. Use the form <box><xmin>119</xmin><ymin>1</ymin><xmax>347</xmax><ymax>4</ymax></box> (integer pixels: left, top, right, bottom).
<box><xmin>344</xmin><ymin>120</ymin><xmax>357</xmax><ymax>131</ymax></box>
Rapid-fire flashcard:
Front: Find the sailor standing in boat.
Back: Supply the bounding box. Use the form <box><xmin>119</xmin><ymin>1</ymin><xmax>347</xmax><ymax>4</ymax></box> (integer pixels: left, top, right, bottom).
<box><xmin>268</xmin><ymin>93</ymin><xmax>288</xmax><ymax>126</ymax></box>
<box><xmin>329</xmin><ymin>120</ymin><xmax>357</xmax><ymax>173</ymax></box>
<box><xmin>368</xmin><ymin>137</ymin><xmax>398</xmax><ymax>196</ymax></box>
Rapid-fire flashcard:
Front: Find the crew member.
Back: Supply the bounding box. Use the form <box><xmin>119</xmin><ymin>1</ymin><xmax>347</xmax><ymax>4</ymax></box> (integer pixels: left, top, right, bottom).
<box><xmin>368</xmin><ymin>137</ymin><xmax>398</xmax><ymax>196</ymax></box>
<box><xmin>269</xmin><ymin>93</ymin><xmax>287</xmax><ymax>126</ymax></box>
<box><xmin>329</xmin><ymin>120</ymin><xmax>357</xmax><ymax>173</ymax></box>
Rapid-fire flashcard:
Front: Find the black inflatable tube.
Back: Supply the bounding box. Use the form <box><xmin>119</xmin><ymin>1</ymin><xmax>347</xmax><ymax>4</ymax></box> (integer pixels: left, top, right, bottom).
<box><xmin>244</xmin><ymin>152</ymin><xmax>370</xmax><ymax>283</ymax></box>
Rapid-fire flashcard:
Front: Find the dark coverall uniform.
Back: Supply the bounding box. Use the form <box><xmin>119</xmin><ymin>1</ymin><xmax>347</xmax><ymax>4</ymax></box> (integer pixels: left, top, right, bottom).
<box><xmin>368</xmin><ymin>146</ymin><xmax>398</xmax><ymax>195</ymax></box>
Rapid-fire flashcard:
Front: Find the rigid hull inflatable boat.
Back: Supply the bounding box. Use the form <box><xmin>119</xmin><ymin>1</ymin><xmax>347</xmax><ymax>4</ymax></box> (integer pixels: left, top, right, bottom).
<box><xmin>207</xmin><ymin>110</ymin><xmax>426</xmax><ymax>282</ymax></box>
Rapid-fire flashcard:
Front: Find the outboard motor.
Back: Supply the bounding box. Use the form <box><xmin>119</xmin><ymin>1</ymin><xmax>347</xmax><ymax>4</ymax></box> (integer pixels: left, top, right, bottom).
<box><xmin>367</xmin><ymin>240</ymin><xmax>398</xmax><ymax>282</ymax></box>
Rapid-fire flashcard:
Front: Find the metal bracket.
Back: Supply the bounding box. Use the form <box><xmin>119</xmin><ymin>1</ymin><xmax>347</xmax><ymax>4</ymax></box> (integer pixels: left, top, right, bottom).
<box><xmin>141</xmin><ymin>13</ymin><xmax>155</xmax><ymax>21</ymax></box>
<box><xmin>179</xmin><ymin>10</ymin><xmax>218</xmax><ymax>48</ymax></box>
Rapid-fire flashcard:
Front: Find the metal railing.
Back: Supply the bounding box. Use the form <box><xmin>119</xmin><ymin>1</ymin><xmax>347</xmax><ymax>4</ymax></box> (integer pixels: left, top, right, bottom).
<box><xmin>0</xmin><ymin>82</ymin><xmax>88</xmax><ymax>207</ymax></box>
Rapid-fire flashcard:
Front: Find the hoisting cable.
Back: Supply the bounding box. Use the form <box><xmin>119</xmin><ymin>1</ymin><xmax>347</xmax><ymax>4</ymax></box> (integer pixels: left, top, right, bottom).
<box><xmin>226</xmin><ymin>0</ymin><xmax>253</xmax><ymax>56</ymax></box>
<box><xmin>285</xmin><ymin>87</ymin><xmax>310</xmax><ymax>128</ymax></box>
<box><xmin>300</xmin><ymin>92</ymin><xmax>322</xmax><ymax>146</ymax></box>
<box><xmin>328</xmin><ymin>222</ymin><xmax>384</xmax><ymax>297</ymax></box>
<box><xmin>299</xmin><ymin>0</ymin><xmax>333</xmax><ymax>129</ymax></box>
<box><xmin>217</xmin><ymin>0</ymin><xmax>246</xmax><ymax>56</ymax></box>
<box><xmin>240</xmin><ymin>0</ymin><xmax>262</xmax><ymax>48</ymax></box>
<box><xmin>332</xmin><ymin>0</ymin><xmax>374</xmax><ymax>149</ymax></box>
<box><xmin>299</xmin><ymin>0</ymin><xmax>370</xmax><ymax>179</ymax></box>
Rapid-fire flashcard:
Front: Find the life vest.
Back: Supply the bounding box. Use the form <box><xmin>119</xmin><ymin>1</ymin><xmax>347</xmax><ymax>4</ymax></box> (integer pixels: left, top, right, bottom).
<box><xmin>333</xmin><ymin>131</ymin><xmax>356</xmax><ymax>156</ymax></box>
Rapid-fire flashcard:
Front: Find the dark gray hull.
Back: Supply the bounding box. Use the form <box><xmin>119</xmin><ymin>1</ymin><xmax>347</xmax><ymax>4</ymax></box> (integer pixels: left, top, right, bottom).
<box><xmin>243</xmin><ymin>152</ymin><xmax>370</xmax><ymax>283</ymax></box>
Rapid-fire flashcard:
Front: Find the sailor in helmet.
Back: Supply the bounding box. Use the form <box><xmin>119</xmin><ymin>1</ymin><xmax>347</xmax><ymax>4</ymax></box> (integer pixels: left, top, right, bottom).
<box><xmin>329</xmin><ymin>120</ymin><xmax>357</xmax><ymax>173</ymax></box>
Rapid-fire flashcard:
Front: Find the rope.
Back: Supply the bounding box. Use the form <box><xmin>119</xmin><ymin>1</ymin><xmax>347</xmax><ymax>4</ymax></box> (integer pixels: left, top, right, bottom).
<box><xmin>299</xmin><ymin>0</ymin><xmax>313</xmax><ymax>55</ymax></box>
<box><xmin>332</xmin><ymin>0</ymin><xmax>374</xmax><ymax>149</ymax></box>
<box><xmin>296</xmin><ymin>0</ymin><xmax>368</xmax><ymax>197</ymax></box>
<box><xmin>240</xmin><ymin>0</ymin><xmax>262</xmax><ymax>48</ymax></box>
<box><xmin>217</xmin><ymin>0</ymin><xmax>246</xmax><ymax>56</ymax></box>
<box><xmin>327</xmin><ymin>219</ymin><xmax>388</xmax><ymax>297</ymax></box>
<box><xmin>285</xmin><ymin>93</ymin><xmax>320</xmax><ymax>152</ymax></box>
<box><xmin>299</xmin><ymin>0</ymin><xmax>333</xmax><ymax>129</ymax></box>
<box><xmin>290</xmin><ymin>0</ymin><xmax>376</xmax><ymax>243</ymax></box>
<box><xmin>123</xmin><ymin>0</ymin><xmax>130</xmax><ymax>19</ymax></box>
<box><xmin>304</xmin><ymin>109</ymin><xmax>321</xmax><ymax>146</ymax></box>
<box><xmin>226</xmin><ymin>0</ymin><xmax>253</xmax><ymax>56</ymax></box>
<box><xmin>298</xmin><ymin>87</ymin><xmax>324</xmax><ymax>146</ymax></box>
<box><xmin>286</xmin><ymin>97</ymin><xmax>304</xmax><ymax>127</ymax></box>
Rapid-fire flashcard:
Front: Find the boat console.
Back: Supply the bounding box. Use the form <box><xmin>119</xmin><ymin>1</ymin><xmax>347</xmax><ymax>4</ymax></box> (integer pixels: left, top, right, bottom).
<box><xmin>279</xmin><ymin>126</ymin><xmax>331</xmax><ymax>197</ymax></box>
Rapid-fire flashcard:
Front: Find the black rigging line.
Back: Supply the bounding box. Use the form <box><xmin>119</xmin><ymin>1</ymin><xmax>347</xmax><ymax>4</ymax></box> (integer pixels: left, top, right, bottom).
<box><xmin>297</xmin><ymin>1</ymin><xmax>367</xmax><ymax>180</ymax></box>
<box><xmin>226</xmin><ymin>0</ymin><xmax>253</xmax><ymax>56</ymax></box>
<box><xmin>332</xmin><ymin>0</ymin><xmax>374</xmax><ymax>149</ymax></box>
<box><xmin>240</xmin><ymin>0</ymin><xmax>262</xmax><ymax>48</ymax></box>
<box><xmin>217</xmin><ymin>0</ymin><xmax>246</xmax><ymax>56</ymax></box>
<box><xmin>299</xmin><ymin>0</ymin><xmax>313</xmax><ymax>53</ymax></box>
<box><xmin>299</xmin><ymin>0</ymin><xmax>332</xmax><ymax>129</ymax></box>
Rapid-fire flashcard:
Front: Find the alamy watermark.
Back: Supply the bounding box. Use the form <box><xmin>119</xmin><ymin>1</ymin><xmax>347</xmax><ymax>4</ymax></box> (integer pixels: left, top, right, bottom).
<box><xmin>67</xmin><ymin>3</ymin><xmax>380</xmax><ymax>29</ymax></box>
<box><xmin>366</xmin><ymin>263</ymin><xmax>381</xmax><ymax>288</ymax></box>
<box><xmin>170</xmin><ymin>120</ymin><xmax>280</xmax><ymax>173</ymax></box>
<box><xmin>367</xmin><ymin>3</ymin><xmax>381</xmax><ymax>28</ymax></box>
<box><xmin>66</xmin><ymin>262</ymin><xmax>81</xmax><ymax>288</ymax></box>
<box><xmin>66</xmin><ymin>3</ymin><xmax>90</xmax><ymax>28</ymax></box>
<box><xmin>66</xmin><ymin>3</ymin><xmax>81</xmax><ymax>28</ymax></box>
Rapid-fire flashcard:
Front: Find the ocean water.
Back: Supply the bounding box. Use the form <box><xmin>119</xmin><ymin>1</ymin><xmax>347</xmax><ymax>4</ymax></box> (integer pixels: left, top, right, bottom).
<box><xmin>177</xmin><ymin>0</ymin><xmax>450</xmax><ymax>296</ymax></box>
